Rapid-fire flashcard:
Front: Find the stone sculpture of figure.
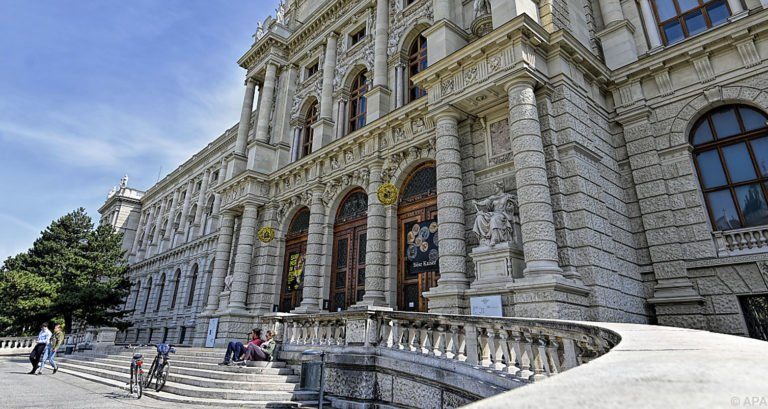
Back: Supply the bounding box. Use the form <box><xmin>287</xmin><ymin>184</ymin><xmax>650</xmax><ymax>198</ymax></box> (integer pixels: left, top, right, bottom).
<box><xmin>275</xmin><ymin>1</ymin><xmax>286</xmax><ymax>24</ymax></box>
<box><xmin>119</xmin><ymin>174</ymin><xmax>129</xmax><ymax>189</ymax></box>
<box><xmin>255</xmin><ymin>21</ymin><xmax>265</xmax><ymax>40</ymax></box>
<box><xmin>473</xmin><ymin>0</ymin><xmax>491</xmax><ymax>18</ymax></box>
<box><xmin>472</xmin><ymin>181</ymin><xmax>518</xmax><ymax>247</ymax></box>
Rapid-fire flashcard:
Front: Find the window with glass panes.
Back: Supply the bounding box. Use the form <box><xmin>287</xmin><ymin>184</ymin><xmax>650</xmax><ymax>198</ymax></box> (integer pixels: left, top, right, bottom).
<box><xmin>302</xmin><ymin>101</ymin><xmax>318</xmax><ymax>159</ymax></box>
<box><xmin>691</xmin><ymin>105</ymin><xmax>768</xmax><ymax>231</ymax></box>
<box><xmin>651</xmin><ymin>0</ymin><xmax>731</xmax><ymax>45</ymax></box>
<box><xmin>348</xmin><ymin>70</ymin><xmax>368</xmax><ymax>133</ymax></box>
<box><xmin>408</xmin><ymin>34</ymin><xmax>428</xmax><ymax>103</ymax></box>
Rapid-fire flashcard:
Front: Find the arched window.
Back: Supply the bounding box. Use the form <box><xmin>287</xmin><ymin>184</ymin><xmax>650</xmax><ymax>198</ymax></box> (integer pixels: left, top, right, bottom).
<box><xmin>142</xmin><ymin>278</ymin><xmax>153</xmax><ymax>313</ymax></box>
<box><xmin>170</xmin><ymin>269</ymin><xmax>181</xmax><ymax>309</ymax></box>
<box><xmin>155</xmin><ymin>273</ymin><xmax>166</xmax><ymax>311</ymax></box>
<box><xmin>692</xmin><ymin>105</ymin><xmax>768</xmax><ymax>231</ymax></box>
<box><xmin>132</xmin><ymin>281</ymin><xmax>141</xmax><ymax>310</ymax></box>
<box><xmin>651</xmin><ymin>0</ymin><xmax>730</xmax><ymax>45</ymax></box>
<box><xmin>302</xmin><ymin>101</ymin><xmax>318</xmax><ymax>159</ymax></box>
<box><xmin>348</xmin><ymin>70</ymin><xmax>368</xmax><ymax>133</ymax></box>
<box><xmin>408</xmin><ymin>34</ymin><xmax>428</xmax><ymax>103</ymax></box>
<box><xmin>187</xmin><ymin>264</ymin><xmax>198</xmax><ymax>307</ymax></box>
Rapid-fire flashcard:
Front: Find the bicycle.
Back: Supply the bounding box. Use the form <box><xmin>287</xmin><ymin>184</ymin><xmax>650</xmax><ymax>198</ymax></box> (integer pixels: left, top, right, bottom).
<box><xmin>127</xmin><ymin>344</ymin><xmax>147</xmax><ymax>399</ymax></box>
<box><xmin>143</xmin><ymin>343</ymin><xmax>176</xmax><ymax>392</ymax></box>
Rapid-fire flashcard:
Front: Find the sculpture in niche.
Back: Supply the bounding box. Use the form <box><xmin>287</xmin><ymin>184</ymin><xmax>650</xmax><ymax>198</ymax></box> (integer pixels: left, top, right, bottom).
<box><xmin>472</xmin><ymin>181</ymin><xmax>518</xmax><ymax>247</ymax></box>
<box><xmin>473</xmin><ymin>0</ymin><xmax>491</xmax><ymax>18</ymax></box>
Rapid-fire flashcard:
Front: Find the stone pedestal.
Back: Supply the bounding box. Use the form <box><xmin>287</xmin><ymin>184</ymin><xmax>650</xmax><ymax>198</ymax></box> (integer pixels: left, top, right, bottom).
<box><xmin>423</xmin><ymin>20</ymin><xmax>467</xmax><ymax>63</ymax></box>
<box><xmin>507</xmin><ymin>275</ymin><xmax>591</xmax><ymax>320</ymax></box>
<box><xmin>95</xmin><ymin>327</ymin><xmax>118</xmax><ymax>345</ymax></box>
<box><xmin>596</xmin><ymin>21</ymin><xmax>638</xmax><ymax>69</ymax></box>
<box><xmin>469</xmin><ymin>243</ymin><xmax>525</xmax><ymax>291</ymax></box>
<box><xmin>311</xmin><ymin>118</ymin><xmax>334</xmax><ymax>151</ymax></box>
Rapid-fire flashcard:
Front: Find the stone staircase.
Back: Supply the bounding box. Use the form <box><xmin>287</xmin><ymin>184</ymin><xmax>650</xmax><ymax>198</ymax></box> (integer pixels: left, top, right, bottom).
<box><xmin>56</xmin><ymin>347</ymin><xmax>319</xmax><ymax>408</ymax></box>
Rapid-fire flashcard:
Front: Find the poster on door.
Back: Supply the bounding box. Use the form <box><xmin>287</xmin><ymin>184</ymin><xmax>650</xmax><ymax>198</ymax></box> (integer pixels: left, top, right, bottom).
<box><xmin>405</xmin><ymin>219</ymin><xmax>439</xmax><ymax>274</ymax></box>
<box><xmin>287</xmin><ymin>251</ymin><xmax>305</xmax><ymax>291</ymax></box>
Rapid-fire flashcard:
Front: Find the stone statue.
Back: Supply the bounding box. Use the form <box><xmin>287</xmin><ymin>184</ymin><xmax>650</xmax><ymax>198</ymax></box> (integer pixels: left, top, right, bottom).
<box><xmin>473</xmin><ymin>0</ymin><xmax>491</xmax><ymax>18</ymax></box>
<box><xmin>255</xmin><ymin>21</ymin><xmax>265</xmax><ymax>40</ymax></box>
<box><xmin>275</xmin><ymin>1</ymin><xmax>286</xmax><ymax>24</ymax></box>
<box><xmin>472</xmin><ymin>181</ymin><xmax>517</xmax><ymax>247</ymax></box>
<box><xmin>120</xmin><ymin>174</ymin><xmax>129</xmax><ymax>188</ymax></box>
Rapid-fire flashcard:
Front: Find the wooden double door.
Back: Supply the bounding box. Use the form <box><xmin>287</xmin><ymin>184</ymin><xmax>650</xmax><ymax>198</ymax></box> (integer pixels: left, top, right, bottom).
<box><xmin>330</xmin><ymin>190</ymin><xmax>369</xmax><ymax>312</ymax></box>
<box><xmin>279</xmin><ymin>208</ymin><xmax>310</xmax><ymax>313</ymax></box>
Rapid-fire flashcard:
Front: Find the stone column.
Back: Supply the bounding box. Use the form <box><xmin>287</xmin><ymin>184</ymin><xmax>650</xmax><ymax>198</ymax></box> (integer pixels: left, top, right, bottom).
<box><xmin>291</xmin><ymin>128</ymin><xmax>302</xmax><ymax>161</ymax></box>
<box><xmin>597</xmin><ymin>0</ymin><xmax>624</xmax><ymax>25</ymax></box>
<box><xmin>255</xmin><ymin>64</ymin><xmax>278</xmax><ymax>144</ymax></box>
<box><xmin>726</xmin><ymin>0</ymin><xmax>745</xmax><ymax>16</ymax></box>
<box><xmin>175</xmin><ymin>180</ymin><xmax>193</xmax><ymax>245</ymax></box>
<box><xmin>433</xmin><ymin>110</ymin><xmax>469</xmax><ymax>293</ymax></box>
<box><xmin>335</xmin><ymin>99</ymin><xmax>347</xmax><ymax>139</ymax></box>
<box><xmin>374</xmin><ymin>0</ymin><xmax>389</xmax><ymax>87</ymax></box>
<box><xmin>638</xmin><ymin>0</ymin><xmax>663</xmax><ymax>50</ymax></box>
<box><xmin>359</xmin><ymin>164</ymin><xmax>388</xmax><ymax>307</ymax></box>
<box><xmin>203</xmin><ymin>211</ymin><xmax>236</xmax><ymax>314</ymax></box>
<box><xmin>595</xmin><ymin>0</ymin><xmax>638</xmax><ymax>68</ymax></box>
<box><xmin>138</xmin><ymin>210</ymin><xmax>154</xmax><ymax>258</ymax></box>
<box><xmin>395</xmin><ymin>64</ymin><xmax>405</xmax><ymax>109</ymax></box>
<box><xmin>235</xmin><ymin>78</ymin><xmax>257</xmax><ymax>156</ymax></box>
<box><xmin>294</xmin><ymin>188</ymin><xmax>325</xmax><ymax>313</ymax></box>
<box><xmin>506</xmin><ymin>79</ymin><xmax>562</xmax><ymax>276</ymax></box>
<box><xmin>150</xmin><ymin>199</ymin><xmax>167</xmax><ymax>255</ymax></box>
<box><xmin>211</xmin><ymin>193</ymin><xmax>222</xmax><ymax>231</ymax></box>
<box><xmin>163</xmin><ymin>189</ymin><xmax>180</xmax><ymax>247</ymax></box>
<box><xmin>320</xmin><ymin>34</ymin><xmax>338</xmax><ymax>121</ymax></box>
<box><xmin>228</xmin><ymin>205</ymin><xmax>258</xmax><ymax>312</ymax></box>
<box><xmin>192</xmin><ymin>170</ymin><xmax>211</xmax><ymax>238</ymax></box>
<box><xmin>130</xmin><ymin>211</ymin><xmax>146</xmax><ymax>257</ymax></box>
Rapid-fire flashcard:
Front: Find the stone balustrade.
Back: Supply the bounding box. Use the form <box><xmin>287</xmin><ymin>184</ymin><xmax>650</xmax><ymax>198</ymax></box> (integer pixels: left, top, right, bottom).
<box><xmin>261</xmin><ymin>310</ymin><xmax>618</xmax><ymax>407</ymax></box>
<box><xmin>713</xmin><ymin>225</ymin><xmax>768</xmax><ymax>256</ymax></box>
<box><xmin>0</xmin><ymin>336</ymin><xmax>38</xmax><ymax>356</ymax></box>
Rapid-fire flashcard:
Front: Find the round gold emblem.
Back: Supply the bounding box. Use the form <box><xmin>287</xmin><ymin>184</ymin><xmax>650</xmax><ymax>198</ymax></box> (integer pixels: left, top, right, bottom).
<box><xmin>257</xmin><ymin>226</ymin><xmax>276</xmax><ymax>243</ymax></box>
<box><xmin>377</xmin><ymin>183</ymin><xmax>399</xmax><ymax>206</ymax></box>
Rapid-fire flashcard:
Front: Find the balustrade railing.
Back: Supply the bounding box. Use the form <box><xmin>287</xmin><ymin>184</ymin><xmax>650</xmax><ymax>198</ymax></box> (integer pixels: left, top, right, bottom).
<box><xmin>0</xmin><ymin>336</ymin><xmax>38</xmax><ymax>356</ymax></box>
<box><xmin>714</xmin><ymin>226</ymin><xmax>768</xmax><ymax>256</ymax></box>
<box><xmin>262</xmin><ymin>311</ymin><xmax>617</xmax><ymax>384</ymax></box>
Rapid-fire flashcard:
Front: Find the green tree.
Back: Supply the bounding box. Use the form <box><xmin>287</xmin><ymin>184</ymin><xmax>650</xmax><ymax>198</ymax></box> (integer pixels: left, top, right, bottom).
<box><xmin>0</xmin><ymin>208</ymin><xmax>130</xmax><ymax>335</ymax></box>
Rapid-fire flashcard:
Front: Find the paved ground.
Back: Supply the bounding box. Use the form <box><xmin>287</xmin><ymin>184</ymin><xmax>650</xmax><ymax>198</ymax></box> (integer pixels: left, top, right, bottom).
<box><xmin>0</xmin><ymin>356</ymin><xmax>207</xmax><ymax>408</ymax></box>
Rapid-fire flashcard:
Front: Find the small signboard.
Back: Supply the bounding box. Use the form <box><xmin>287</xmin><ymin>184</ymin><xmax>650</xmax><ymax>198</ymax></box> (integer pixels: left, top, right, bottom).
<box><xmin>404</xmin><ymin>219</ymin><xmax>439</xmax><ymax>274</ymax></box>
<box><xmin>470</xmin><ymin>295</ymin><xmax>503</xmax><ymax>317</ymax></box>
<box><xmin>205</xmin><ymin>318</ymin><xmax>219</xmax><ymax>348</ymax></box>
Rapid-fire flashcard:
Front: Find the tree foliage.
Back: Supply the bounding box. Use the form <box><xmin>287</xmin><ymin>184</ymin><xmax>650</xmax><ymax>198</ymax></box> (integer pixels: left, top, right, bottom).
<box><xmin>0</xmin><ymin>208</ymin><xmax>130</xmax><ymax>336</ymax></box>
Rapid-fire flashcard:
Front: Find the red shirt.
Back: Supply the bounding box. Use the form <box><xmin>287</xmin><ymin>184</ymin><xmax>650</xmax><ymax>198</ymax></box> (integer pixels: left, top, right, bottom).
<box><xmin>247</xmin><ymin>338</ymin><xmax>263</xmax><ymax>347</ymax></box>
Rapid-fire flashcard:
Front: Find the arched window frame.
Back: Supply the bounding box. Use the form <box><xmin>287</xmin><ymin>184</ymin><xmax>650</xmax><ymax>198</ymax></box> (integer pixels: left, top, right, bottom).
<box><xmin>302</xmin><ymin>100</ymin><xmax>319</xmax><ymax>159</ymax></box>
<box><xmin>408</xmin><ymin>34</ymin><xmax>428</xmax><ymax>103</ymax></box>
<box><xmin>187</xmin><ymin>264</ymin><xmax>199</xmax><ymax>307</ymax></box>
<box><xmin>348</xmin><ymin>70</ymin><xmax>368</xmax><ymax>134</ymax></box>
<box><xmin>155</xmin><ymin>273</ymin><xmax>166</xmax><ymax>311</ymax></box>
<box><xmin>170</xmin><ymin>269</ymin><xmax>181</xmax><ymax>309</ymax></box>
<box><xmin>691</xmin><ymin>105</ymin><xmax>768</xmax><ymax>231</ymax></box>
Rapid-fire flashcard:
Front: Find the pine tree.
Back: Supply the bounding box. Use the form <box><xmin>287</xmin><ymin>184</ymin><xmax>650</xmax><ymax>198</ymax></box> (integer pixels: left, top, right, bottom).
<box><xmin>0</xmin><ymin>208</ymin><xmax>130</xmax><ymax>335</ymax></box>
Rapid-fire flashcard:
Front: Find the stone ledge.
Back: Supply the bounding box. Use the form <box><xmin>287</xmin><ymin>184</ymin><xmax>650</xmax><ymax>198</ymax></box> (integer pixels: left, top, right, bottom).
<box><xmin>464</xmin><ymin>322</ymin><xmax>768</xmax><ymax>409</ymax></box>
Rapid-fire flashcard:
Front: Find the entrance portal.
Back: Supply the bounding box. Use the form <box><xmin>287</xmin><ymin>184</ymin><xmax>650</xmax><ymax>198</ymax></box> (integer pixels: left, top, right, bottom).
<box><xmin>398</xmin><ymin>162</ymin><xmax>439</xmax><ymax>312</ymax></box>
<box><xmin>279</xmin><ymin>208</ymin><xmax>309</xmax><ymax>312</ymax></box>
<box><xmin>330</xmin><ymin>189</ymin><xmax>368</xmax><ymax>311</ymax></box>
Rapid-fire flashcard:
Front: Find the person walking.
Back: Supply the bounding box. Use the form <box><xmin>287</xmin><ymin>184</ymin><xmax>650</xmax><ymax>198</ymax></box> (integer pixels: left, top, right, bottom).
<box><xmin>29</xmin><ymin>323</ymin><xmax>51</xmax><ymax>375</ymax></box>
<box><xmin>38</xmin><ymin>323</ymin><xmax>64</xmax><ymax>374</ymax></box>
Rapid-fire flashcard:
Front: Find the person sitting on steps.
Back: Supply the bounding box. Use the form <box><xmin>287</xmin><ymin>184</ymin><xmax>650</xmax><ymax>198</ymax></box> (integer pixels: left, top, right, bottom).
<box><xmin>241</xmin><ymin>330</ymin><xmax>277</xmax><ymax>364</ymax></box>
<box><xmin>218</xmin><ymin>328</ymin><xmax>263</xmax><ymax>366</ymax></box>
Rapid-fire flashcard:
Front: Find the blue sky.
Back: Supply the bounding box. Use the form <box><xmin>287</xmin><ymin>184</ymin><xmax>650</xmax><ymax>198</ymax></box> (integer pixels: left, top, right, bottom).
<box><xmin>0</xmin><ymin>0</ymin><xmax>279</xmax><ymax>262</ymax></box>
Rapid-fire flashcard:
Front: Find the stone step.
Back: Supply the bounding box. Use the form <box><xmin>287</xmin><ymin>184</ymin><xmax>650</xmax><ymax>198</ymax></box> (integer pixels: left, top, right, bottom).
<box><xmin>58</xmin><ymin>361</ymin><xmax>315</xmax><ymax>401</ymax></box>
<box><xmin>58</xmin><ymin>357</ymin><xmax>297</xmax><ymax>383</ymax></box>
<box><xmin>59</xmin><ymin>360</ymin><xmax>300</xmax><ymax>392</ymax></box>
<box><xmin>65</xmin><ymin>356</ymin><xmax>293</xmax><ymax>375</ymax></box>
<box><xmin>108</xmin><ymin>351</ymin><xmax>286</xmax><ymax>367</ymax></box>
<box><xmin>56</xmin><ymin>366</ymin><xmax>306</xmax><ymax>408</ymax></box>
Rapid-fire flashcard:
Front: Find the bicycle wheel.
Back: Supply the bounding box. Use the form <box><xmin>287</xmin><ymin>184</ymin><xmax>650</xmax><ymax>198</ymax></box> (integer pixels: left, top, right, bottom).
<box><xmin>155</xmin><ymin>362</ymin><xmax>169</xmax><ymax>392</ymax></box>
<box><xmin>136</xmin><ymin>371</ymin><xmax>143</xmax><ymax>399</ymax></box>
<box><xmin>129</xmin><ymin>365</ymin><xmax>136</xmax><ymax>395</ymax></box>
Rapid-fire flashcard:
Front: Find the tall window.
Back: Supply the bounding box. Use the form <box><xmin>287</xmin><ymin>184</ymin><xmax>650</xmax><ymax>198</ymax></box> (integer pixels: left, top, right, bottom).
<box><xmin>187</xmin><ymin>264</ymin><xmax>198</xmax><ymax>307</ymax></box>
<box><xmin>692</xmin><ymin>105</ymin><xmax>768</xmax><ymax>231</ymax></box>
<box><xmin>348</xmin><ymin>70</ymin><xmax>368</xmax><ymax>133</ymax></box>
<box><xmin>142</xmin><ymin>278</ymin><xmax>153</xmax><ymax>313</ymax></box>
<box><xmin>651</xmin><ymin>0</ymin><xmax>730</xmax><ymax>45</ymax></box>
<box><xmin>302</xmin><ymin>101</ymin><xmax>318</xmax><ymax>159</ymax></box>
<box><xmin>170</xmin><ymin>269</ymin><xmax>181</xmax><ymax>309</ymax></box>
<box><xmin>155</xmin><ymin>273</ymin><xmax>166</xmax><ymax>311</ymax></box>
<box><xmin>408</xmin><ymin>34</ymin><xmax>428</xmax><ymax>103</ymax></box>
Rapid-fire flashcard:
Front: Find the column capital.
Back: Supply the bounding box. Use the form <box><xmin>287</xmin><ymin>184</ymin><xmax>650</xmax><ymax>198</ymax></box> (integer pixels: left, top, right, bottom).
<box><xmin>502</xmin><ymin>75</ymin><xmax>537</xmax><ymax>93</ymax></box>
<box><xmin>431</xmin><ymin>105</ymin><xmax>462</xmax><ymax>123</ymax></box>
<box><xmin>245</xmin><ymin>77</ymin><xmax>258</xmax><ymax>87</ymax></box>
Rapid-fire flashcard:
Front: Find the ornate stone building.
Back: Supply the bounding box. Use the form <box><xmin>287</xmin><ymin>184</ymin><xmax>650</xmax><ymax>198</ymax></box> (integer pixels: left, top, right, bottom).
<box><xmin>100</xmin><ymin>0</ymin><xmax>768</xmax><ymax>346</ymax></box>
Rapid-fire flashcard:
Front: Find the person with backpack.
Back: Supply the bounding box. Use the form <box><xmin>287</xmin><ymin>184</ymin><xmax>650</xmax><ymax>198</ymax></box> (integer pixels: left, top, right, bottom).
<box><xmin>38</xmin><ymin>323</ymin><xmax>64</xmax><ymax>374</ymax></box>
<box><xmin>29</xmin><ymin>322</ymin><xmax>51</xmax><ymax>375</ymax></box>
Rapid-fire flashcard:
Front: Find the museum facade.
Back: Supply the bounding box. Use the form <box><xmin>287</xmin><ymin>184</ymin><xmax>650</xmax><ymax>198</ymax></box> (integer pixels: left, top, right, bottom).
<box><xmin>100</xmin><ymin>0</ymin><xmax>768</xmax><ymax>346</ymax></box>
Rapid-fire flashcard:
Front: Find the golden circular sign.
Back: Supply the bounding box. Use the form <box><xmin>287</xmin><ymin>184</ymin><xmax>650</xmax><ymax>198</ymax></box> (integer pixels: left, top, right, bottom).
<box><xmin>257</xmin><ymin>226</ymin><xmax>276</xmax><ymax>243</ymax></box>
<box><xmin>377</xmin><ymin>183</ymin><xmax>399</xmax><ymax>206</ymax></box>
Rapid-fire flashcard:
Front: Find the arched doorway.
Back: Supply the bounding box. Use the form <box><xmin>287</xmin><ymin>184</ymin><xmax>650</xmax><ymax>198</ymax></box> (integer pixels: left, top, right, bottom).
<box><xmin>330</xmin><ymin>189</ymin><xmax>368</xmax><ymax>311</ymax></box>
<box><xmin>398</xmin><ymin>162</ymin><xmax>439</xmax><ymax>312</ymax></box>
<box><xmin>279</xmin><ymin>208</ymin><xmax>310</xmax><ymax>312</ymax></box>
